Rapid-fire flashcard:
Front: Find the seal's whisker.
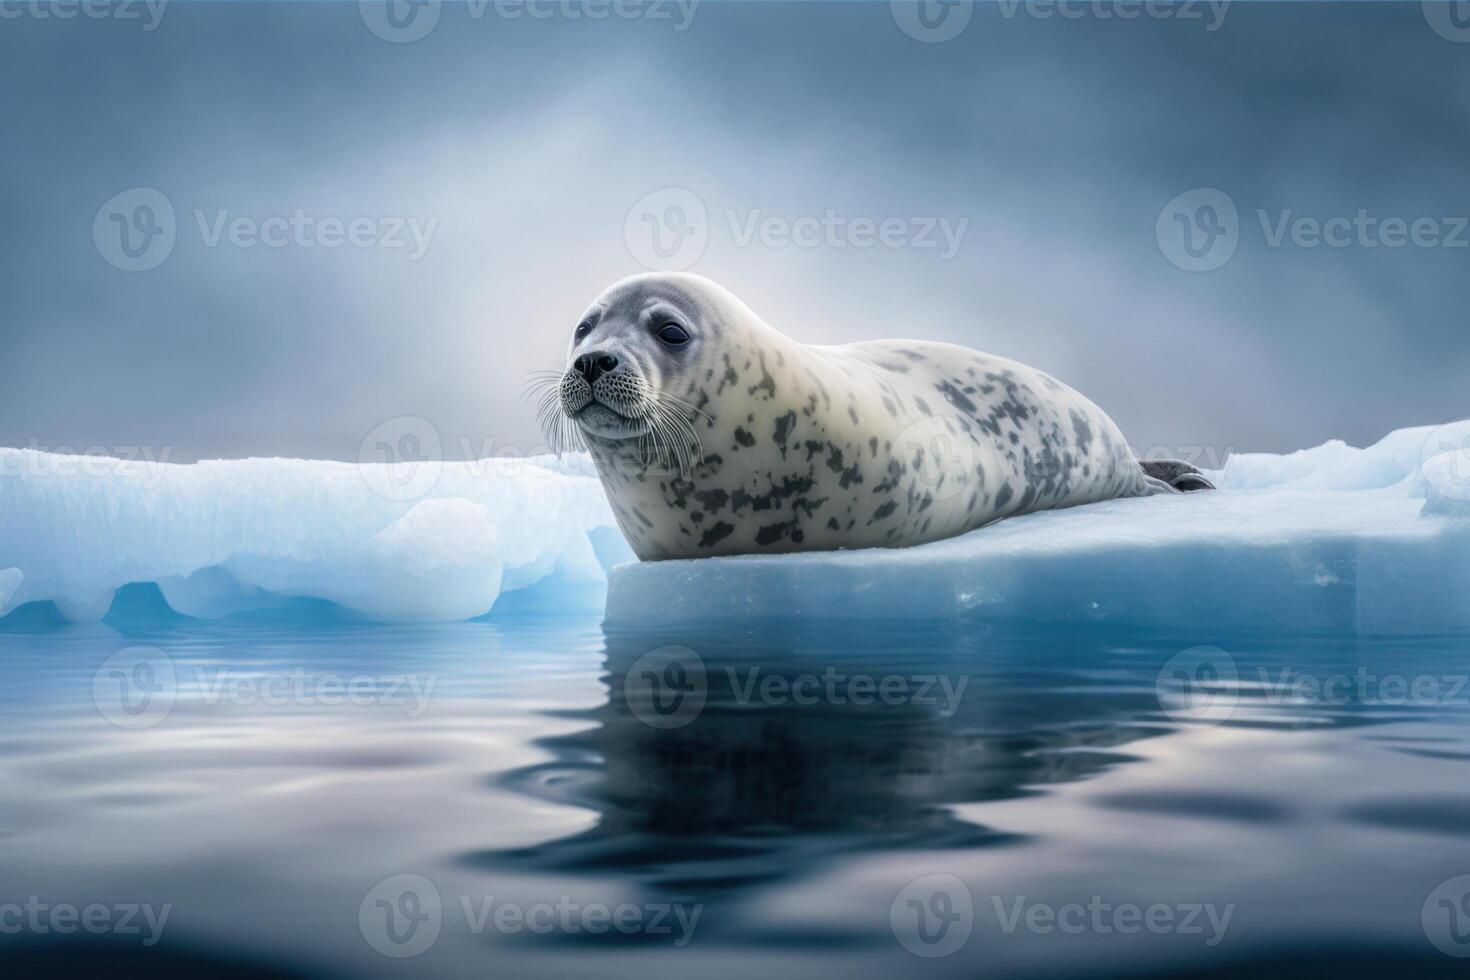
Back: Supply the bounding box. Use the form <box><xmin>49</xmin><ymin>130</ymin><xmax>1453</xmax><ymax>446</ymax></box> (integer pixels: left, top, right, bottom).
<box><xmin>651</xmin><ymin>402</ymin><xmax>703</xmax><ymax>467</ymax></box>
<box><xmin>673</xmin><ymin>408</ymin><xmax>702</xmax><ymax>473</ymax></box>
<box><xmin>564</xmin><ymin>412</ymin><xmax>581</xmax><ymax>453</ymax></box>
<box><xmin>673</xmin><ymin>409</ymin><xmax>705</xmax><ymax>467</ymax></box>
<box><xmin>536</xmin><ymin>384</ymin><xmax>581</xmax><ymax>456</ymax></box>
<box><xmin>523</xmin><ymin>376</ymin><xmax>563</xmax><ymax>400</ymax></box>
<box><xmin>562</xmin><ymin>418</ymin><xmax>585</xmax><ymax>455</ymax></box>
<box><xmin>653</xmin><ymin>409</ymin><xmax>688</xmax><ymax>475</ymax></box>
<box><xmin>552</xmin><ymin>416</ymin><xmax>568</xmax><ymax>456</ymax></box>
<box><xmin>648</xmin><ymin>411</ymin><xmax>682</xmax><ymax>476</ymax></box>
<box><xmin>657</xmin><ymin>392</ymin><xmax>715</xmax><ymax>424</ymax></box>
<box><xmin>538</xmin><ymin>412</ymin><xmax>562</xmax><ymax>453</ymax></box>
<box><xmin>535</xmin><ymin>391</ymin><xmax>560</xmax><ymax>421</ymax></box>
<box><xmin>663</xmin><ymin>418</ymin><xmax>690</xmax><ymax>475</ymax></box>
<box><xmin>655</xmin><ymin>402</ymin><xmax>699</xmax><ymax>476</ymax></box>
<box><xmin>537</xmin><ymin>412</ymin><xmax>561</xmax><ymax>445</ymax></box>
<box><xmin>651</xmin><ymin>396</ymin><xmax>705</xmax><ymax>472</ymax></box>
<box><xmin>641</xmin><ymin>404</ymin><xmax>674</xmax><ymax>472</ymax></box>
<box><xmin>643</xmin><ymin>410</ymin><xmax>675</xmax><ymax>472</ymax></box>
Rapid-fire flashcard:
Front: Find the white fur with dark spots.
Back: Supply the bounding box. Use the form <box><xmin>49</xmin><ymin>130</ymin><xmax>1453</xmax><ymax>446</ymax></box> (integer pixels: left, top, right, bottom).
<box><xmin>554</xmin><ymin>273</ymin><xmax>1192</xmax><ymax>561</ymax></box>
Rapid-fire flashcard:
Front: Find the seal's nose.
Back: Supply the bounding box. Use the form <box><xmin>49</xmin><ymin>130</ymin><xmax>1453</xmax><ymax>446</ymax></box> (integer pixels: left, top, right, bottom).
<box><xmin>573</xmin><ymin>352</ymin><xmax>619</xmax><ymax>383</ymax></box>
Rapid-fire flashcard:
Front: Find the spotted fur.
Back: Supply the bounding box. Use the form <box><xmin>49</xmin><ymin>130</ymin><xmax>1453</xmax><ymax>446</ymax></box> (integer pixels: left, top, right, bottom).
<box><xmin>554</xmin><ymin>272</ymin><xmax>1183</xmax><ymax>561</ymax></box>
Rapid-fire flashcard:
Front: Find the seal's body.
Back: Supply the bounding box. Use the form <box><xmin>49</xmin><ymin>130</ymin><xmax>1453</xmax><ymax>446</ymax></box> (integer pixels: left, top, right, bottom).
<box><xmin>541</xmin><ymin>273</ymin><xmax>1208</xmax><ymax>561</ymax></box>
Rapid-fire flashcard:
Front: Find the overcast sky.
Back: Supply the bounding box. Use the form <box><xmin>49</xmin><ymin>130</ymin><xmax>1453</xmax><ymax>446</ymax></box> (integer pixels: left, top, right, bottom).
<box><xmin>2</xmin><ymin>1</ymin><xmax>1467</xmax><ymax>466</ymax></box>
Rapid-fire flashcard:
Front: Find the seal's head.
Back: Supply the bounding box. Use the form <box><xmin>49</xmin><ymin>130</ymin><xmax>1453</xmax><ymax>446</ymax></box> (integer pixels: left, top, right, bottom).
<box><xmin>537</xmin><ymin>272</ymin><xmax>759</xmax><ymax>471</ymax></box>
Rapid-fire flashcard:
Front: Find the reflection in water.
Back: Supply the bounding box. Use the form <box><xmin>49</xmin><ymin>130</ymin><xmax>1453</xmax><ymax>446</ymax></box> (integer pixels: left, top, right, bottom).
<box><xmin>480</xmin><ymin>620</ymin><xmax>1175</xmax><ymax>898</ymax></box>
<box><xmin>4</xmin><ymin>606</ymin><xmax>1470</xmax><ymax>978</ymax></box>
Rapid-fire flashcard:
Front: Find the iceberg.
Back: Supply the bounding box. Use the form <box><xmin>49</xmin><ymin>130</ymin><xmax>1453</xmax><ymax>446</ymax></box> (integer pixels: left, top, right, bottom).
<box><xmin>0</xmin><ymin>450</ymin><xmax>628</xmax><ymax>623</ymax></box>
<box><xmin>2</xmin><ymin>421</ymin><xmax>1467</xmax><ymax>630</ymax></box>
<box><xmin>607</xmin><ymin>421</ymin><xmax>1470</xmax><ymax>635</ymax></box>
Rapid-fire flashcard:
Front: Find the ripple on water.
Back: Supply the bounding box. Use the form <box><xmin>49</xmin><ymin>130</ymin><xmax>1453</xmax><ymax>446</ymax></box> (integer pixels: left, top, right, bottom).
<box><xmin>1091</xmin><ymin>790</ymin><xmax>1294</xmax><ymax>825</ymax></box>
<box><xmin>1340</xmin><ymin>795</ymin><xmax>1470</xmax><ymax>838</ymax></box>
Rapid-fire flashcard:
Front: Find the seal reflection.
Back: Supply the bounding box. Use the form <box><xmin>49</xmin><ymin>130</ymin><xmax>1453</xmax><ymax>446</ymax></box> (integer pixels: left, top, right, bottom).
<box><xmin>475</xmin><ymin>620</ymin><xmax>1175</xmax><ymax>901</ymax></box>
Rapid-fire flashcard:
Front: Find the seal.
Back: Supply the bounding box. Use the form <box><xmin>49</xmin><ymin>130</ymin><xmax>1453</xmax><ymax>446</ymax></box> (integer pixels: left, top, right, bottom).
<box><xmin>532</xmin><ymin>272</ymin><xmax>1211</xmax><ymax>561</ymax></box>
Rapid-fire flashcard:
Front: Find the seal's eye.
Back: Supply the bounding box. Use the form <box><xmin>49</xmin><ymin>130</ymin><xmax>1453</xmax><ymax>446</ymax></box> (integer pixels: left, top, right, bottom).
<box><xmin>656</xmin><ymin>323</ymin><xmax>690</xmax><ymax>347</ymax></box>
<box><xmin>574</xmin><ymin>321</ymin><xmax>593</xmax><ymax>341</ymax></box>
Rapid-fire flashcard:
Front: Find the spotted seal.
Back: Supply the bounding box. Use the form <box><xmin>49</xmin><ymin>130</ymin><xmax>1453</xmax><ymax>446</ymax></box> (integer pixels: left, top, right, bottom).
<box><xmin>533</xmin><ymin>272</ymin><xmax>1211</xmax><ymax>560</ymax></box>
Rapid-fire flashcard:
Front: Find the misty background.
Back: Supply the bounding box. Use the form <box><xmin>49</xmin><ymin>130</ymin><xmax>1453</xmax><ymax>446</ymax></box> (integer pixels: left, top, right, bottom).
<box><xmin>1</xmin><ymin>0</ymin><xmax>1466</xmax><ymax>466</ymax></box>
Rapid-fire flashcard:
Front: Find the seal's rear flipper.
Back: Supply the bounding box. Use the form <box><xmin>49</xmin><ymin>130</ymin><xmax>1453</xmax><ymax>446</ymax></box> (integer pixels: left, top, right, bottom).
<box><xmin>1139</xmin><ymin>459</ymin><xmax>1216</xmax><ymax>492</ymax></box>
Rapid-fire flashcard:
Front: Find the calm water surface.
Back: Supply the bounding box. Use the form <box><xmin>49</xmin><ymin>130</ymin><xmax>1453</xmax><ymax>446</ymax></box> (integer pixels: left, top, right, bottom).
<box><xmin>3</xmin><ymin>596</ymin><xmax>1470</xmax><ymax>978</ymax></box>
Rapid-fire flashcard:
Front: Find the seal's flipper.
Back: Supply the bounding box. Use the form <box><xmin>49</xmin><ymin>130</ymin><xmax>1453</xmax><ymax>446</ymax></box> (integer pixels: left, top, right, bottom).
<box><xmin>1171</xmin><ymin>472</ymin><xmax>1216</xmax><ymax>492</ymax></box>
<box><xmin>1139</xmin><ymin>459</ymin><xmax>1216</xmax><ymax>492</ymax></box>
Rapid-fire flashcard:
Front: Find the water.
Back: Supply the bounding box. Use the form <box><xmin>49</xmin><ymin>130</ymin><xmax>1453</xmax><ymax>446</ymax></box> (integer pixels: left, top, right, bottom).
<box><xmin>4</xmin><ymin>595</ymin><xmax>1470</xmax><ymax>978</ymax></box>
